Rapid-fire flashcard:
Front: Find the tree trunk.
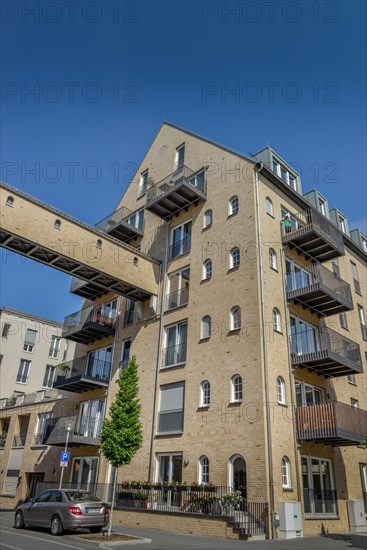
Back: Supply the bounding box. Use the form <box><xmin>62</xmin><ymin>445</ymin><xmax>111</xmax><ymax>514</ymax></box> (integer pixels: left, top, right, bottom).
<box><xmin>107</xmin><ymin>467</ymin><xmax>118</xmax><ymax>537</ymax></box>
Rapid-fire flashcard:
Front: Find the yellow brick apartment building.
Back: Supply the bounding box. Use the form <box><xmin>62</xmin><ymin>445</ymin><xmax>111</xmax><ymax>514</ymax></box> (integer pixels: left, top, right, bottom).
<box><xmin>0</xmin><ymin>123</ymin><xmax>366</xmax><ymax>539</ymax></box>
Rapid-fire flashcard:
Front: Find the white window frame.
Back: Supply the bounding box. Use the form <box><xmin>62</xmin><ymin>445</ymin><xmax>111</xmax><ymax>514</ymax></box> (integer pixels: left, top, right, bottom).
<box><xmin>48</xmin><ymin>336</ymin><xmax>61</xmax><ymax>359</ymax></box>
<box><xmin>339</xmin><ymin>311</ymin><xmax>348</xmax><ymax>329</ymax></box>
<box><xmin>201</xmin><ymin>316</ymin><xmax>212</xmax><ymax>339</ymax></box>
<box><xmin>230</xmin><ymin>306</ymin><xmax>241</xmax><ymax>331</ymax></box>
<box><xmin>276</xmin><ymin>377</ymin><xmax>286</xmax><ymax>405</ymax></box>
<box><xmin>200</xmin><ymin>381</ymin><xmax>210</xmax><ymax>407</ymax></box>
<box><xmin>16</xmin><ymin>359</ymin><xmax>31</xmax><ymax>384</ymax></box>
<box><xmin>198</xmin><ymin>456</ymin><xmax>210</xmax><ymax>484</ymax></box>
<box><xmin>318</xmin><ymin>198</ymin><xmax>326</xmax><ymax>216</ymax></box>
<box><xmin>339</xmin><ymin>215</ymin><xmax>346</xmax><ymax>233</ymax></box>
<box><xmin>170</xmin><ymin>220</ymin><xmax>192</xmax><ymax>259</ymax></box>
<box><xmin>347</xmin><ymin>373</ymin><xmax>356</xmax><ymax>385</ymax></box>
<box><xmin>69</xmin><ymin>456</ymin><xmax>99</xmax><ymax>488</ymax></box>
<box><xmin>269</xmin><ymin>248</ymin><xmax>277</xmax><ymax>270</ymax></box>
<box><xmin>295</xmin><ymin>380</ymin><xmax>325</xmax><ymax>406</ymax></box>
<box><xmin>301</xmin><ymin>455</ymin><xmax>336</xmax><ymax>517</ymax></box>
<box><xmin>203</xmin><ymin>209</ymin><xmax>213</xmax><ymax>229</ymax></box>
<box><xmin>231</xmin><ymin>374</ymin><xmax>243</xmax><ymax>402</ymax></box>
<box><xmin>230</xmin><ymin>247</ymin><xmax>240</xmax><ymax>269</ymax></box>
<box><xmin>281</xmin><ymin>456</ymin><xmax>292</xmax><ymax>489</ymax></box>
<box><xmin>273</xmin><ymin>308</ymin><xmax>282</xmax><ymax>332</ymax></box>
<box><xmin>43</xmin><ymin>365</ymin><xmax>56</xmax><ymax>389</ymax></box>
<box><xmin>163</xmin><ymin>321</ymin><xmax>188</xmax><ymax>367</ymax></box>
<box><xmin>265</xmin><ymin>197</ymin><xmax>273</xmax><ymax>216</ymax></box>
<box><xmin>175</xmin><ymin>144</ymin><xmax>185</xmax><ymax>170</ymax></box>
<box><xmin>229</xmin><ymin>196</ymin><xmax>239</xmax><ymax>216</ymax></box>
<box><xmin>203</xmin><ymin>259</ymin><xmax>212</xmax><ymax>280</ymax></box>
<box><xmin>290</xmin><ymin>315</ymin><xmax>320</xmax><ymax>356</ymax></box>
<box><xmin>138</xmin><ymin>170</ymin><xmax>149</xmax><ymax>197</ymax></box>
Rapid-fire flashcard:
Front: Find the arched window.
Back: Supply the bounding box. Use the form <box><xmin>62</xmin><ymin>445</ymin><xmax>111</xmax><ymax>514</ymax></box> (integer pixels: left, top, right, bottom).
<box><xmin>96</xmin><ymin>239</ymin><xmax>103</xmax><ymax>249</ymax></box>
<box><xmin>281</xmin><ymin>456</ymin><xmax>291</xmax><ymax>489</ymax></box>
<box><xmin>266</xmin><ymin>197</ymin><xmax>273</xmax><ymax>216</ymax></box>
<box><xmin>203</xmin><ymin>259</ymin><xmax>212</xmax><ymax>280</ymax></box>
<box><xmin>201</xmin><ymin>316</ymin><xmax>212</xmax><ymax>339</ymax></box>
<box><xmin>203</xmin><ymin>209</ymin><xmax>213</xmax><ymax>229</ymax></box>
<box><xmin>273</xmin><ymin>308</ymin><xmax>281</xmax><ymax>332</ymax></box>
<box><xmin>229</xmin><ymin>195</ymin><xmax>239</xmax><ymax>216</ymax></box>
<box><xmin>199</xmin><ymin>455</ymin><xmax>210</xmax><ymax>484</ymax></box>
<box><xmin>54</xmin><ymin>219</ymin><xmax>61</xmax><ymax>229</ymax></box>
<box><xmin>269</xmin><ymin>248</ymin><xmax>277</xmax><ymax>270</ymax></box>
<box><xmin>231</xmin><ymin>375</ymin><xmax>243</xmax><ymax>402</ymax></box>
<box><xmin>230</xmin><ymin>306</ymin><xmax>241</xmax><ymax>330</ymax></box>
<box><xmin>230</xmin><ymin>247</ymin><xmax>240</xmax><ymax>269</ymax></box>
<box><xmin>6</xmin><ymin>196</ymin><xmax>14</xmax><ymax>206</ymax></box>
<box><xmin>200</xmin><ymin>381</ymin><xmax>211</xmax><ymax>407</ymax></box>
<box><xmin>276</xmin><ymin>376</ymin><xmax>286</xmax><ymax>404</ymax></box>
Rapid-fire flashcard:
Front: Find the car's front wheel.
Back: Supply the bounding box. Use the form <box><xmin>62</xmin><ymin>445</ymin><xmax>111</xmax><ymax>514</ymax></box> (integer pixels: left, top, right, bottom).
<box><xmin>50</xmin><ymin>515</ymin><xmax>63</xmax><ymax>536</ymax></box>
<box><xmin>89</xmin><ymin>526</ymin><xmax>103</xmax><ymax>534</ymax></box>
<box><xmin>14</xmin><ymin>510</ymin><xmax>24</xmax><ymax>529</ymax></box>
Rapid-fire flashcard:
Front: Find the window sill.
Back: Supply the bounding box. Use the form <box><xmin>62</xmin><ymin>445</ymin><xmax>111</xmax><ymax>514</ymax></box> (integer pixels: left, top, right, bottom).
<box><xmin>227</xmin><ymin>213</ymin><xmax>238</xmax><ymax>220</ymax></box>
<box><xmin>198</xmin><ymin>405</ymin><xmax>210</xmax><ymax>410</ymax></box>
<box><xmin>305</xmin><ymin>515</ymin><xmax>339</xmax><ymax>521</ymax></box>
<box><xmin>282</xmin><ymin>486</ymin><xmax>293</xmax><ymax>492</ymax></box>
<box><xmin>15</xmin><ymin>382</ymin><xmax>27</xmax><ymax>385</ymax></box>
<box><xmin>161</xmin><ymin>362</ymin><xmax>186</xmax><ymax>370</ymax></box>
<box><xmin>31</xmin><ymin>444</ymin><xmax>48</xmax><ymax>449</ymax></box>
<box><xmin>227</xmin><ymin>267</ymin><xmax>239</xmax><ymax>274</ymax></box>
<box><xmin>340</xmin><ymin>325</ymin><xmax>349</xmax><ymax>331</ymax></box>
<box><xmin>156</xmin><ymin>431</ymin><xmax>183</xmax><ymax>437</ymax></box>
<box><xmin>164</xmin><ymin>303</ymin><xmax>188</xmax><ymax>314</ymax></box>
<box><xmin>202</xmin><ymin>224</ymin><xmax>212</xmax><ymax>232</ymax></box>
<box><xmin>270</xmin><ymin>267</ymin><xmax>278</xmax><ymax>273</ymax></box>
<box><xmin>199</xmin><ymin>337</ymin><xmax>211</xmax><ymax>343</ymax></box>
<box><xmin>278</xmin><ymin>402</ymin><xmax>287</xmax><ymax>407</ymax></box>
<box><xmin>274</xmin><ymin>329</ymin><xmax>283</xmax><ymax>335</ymax></box>
<box><xmin>267</xmin><ymin>212</ymin><xmax>275</xmax><ymax>219</ymax></box>
<box><xmin>169</xmin><ymin>250</ymin><xmax>191</xmax><ymax>262</ymax></box>
<box><xmin>229</xmin><ymin>400</ymin><xmax>242</xmax><ymax>406</ymax></box>
<box><xmin>347</xmin><ymin>380</ymin><xmax>357</xmax><ymax>386</ymax></box>
<box><xmin>228</xmin><ymin>328</ymin><xmax>241</xmax><ymax>335</ymax></box>
<box><xmin>200</xmin><ymin>277</ymin><xmax>212</xmax><ymax>284</ymax></box>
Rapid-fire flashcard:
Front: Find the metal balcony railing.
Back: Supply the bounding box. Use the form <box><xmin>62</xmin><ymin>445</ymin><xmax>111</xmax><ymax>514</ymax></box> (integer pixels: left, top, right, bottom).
<box><xmin>0</xmin><ymin>435</ymin><xmax>6</xmax><ymax>448</ymax></box>
<box><xmin>286</xmin><ymin>262</ymin><xmax>353</xmax><ymax>315</ymax></box>
<box><xmin>146</xmin><ymin>166</ymin><xmax>206</xmax><ymax>204</ymax></box>
<box><xmin>169</xmin><ymin>237</ymin><xmax>191</xmax><ymax>260</ymax></box>
<box><xmin>54</xmin><ymin>357</ymin><xmax>111</xmax><ymax>383</ymax></box>
<box><xmin>296</xmin><ymin>401</ymin><xmax>367</xmax><ymax>445</ymax></box>
<box><xmin>62</xmin><ymin>304</ymin><xmax>116</xmax><ymax>342</ymax></box>
<box><xmin>157</xmin><ymin>409</ymin><xmax>184</xmax><ymax>434</ymax></box>
<box><xmin>33</xmin><ymin>433</ymin><xmax>48</xmax><ymax>446</ymax></box>
<box><xmin>12</xmin><ymin>433</ymin><xmax>27</xmax><ymax>447</ymax></box>
<box><xmin>303</xmin><ymin>488</ymin><xmax>337</xmax><ymax>517</ymax></box>
<box><xmin>162</xmin><ymin>342</ymin><xmax>187</xmax><ymax>367</ymax></box>
<box><xmin>291</xmin><ymin>326</ymin><xmax>362</xmax><ymax>372</ymax></box>
<box><xmin>45</xmin><ymin>414</ymin><xmax>102</xmax><ymax>446</ymax></box>
<box><xmin>166</xmin><ymin>287</ymin><xmax>189</xmax><ymax>310</ymax></box>
<box><xmin>95</xmin><ymin>205</ymin><xmax>144</xmax><ymax>234</ymax></box>
<box><xmin>282</xmin><ymin>207</ymin><xmax>345</xmax><ymax>261</ymax></box>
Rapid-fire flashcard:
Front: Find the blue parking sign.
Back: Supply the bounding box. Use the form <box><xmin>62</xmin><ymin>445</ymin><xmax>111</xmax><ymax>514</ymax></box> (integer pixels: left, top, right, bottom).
<box><xmin>61</xmin><ymin>451</ymin><xmax>70</xmax><ymax>463</ymax></box>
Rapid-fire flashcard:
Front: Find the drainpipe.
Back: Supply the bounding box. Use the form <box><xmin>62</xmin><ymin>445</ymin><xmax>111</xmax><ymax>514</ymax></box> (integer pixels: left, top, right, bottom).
<box><xmin>148</xmin><ymin>222</ymin><xmax>170</xmax><ymax>481</ymax></box>
<box><xmin>254</xmin><ymin>163</ymin><xmax>275</xmax><ymax>540</ymax></box>
<box><xmin>280</xmin><ymin>248</ymin><xmax>302</xmax><ymax>503</ymax></box>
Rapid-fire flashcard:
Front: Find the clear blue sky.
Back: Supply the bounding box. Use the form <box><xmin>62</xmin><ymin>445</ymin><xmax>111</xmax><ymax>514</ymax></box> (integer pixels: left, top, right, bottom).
<box><xmin>1</xmin><ymin>0</ymin><xmax>366</xmax><ymax>321</ymax></box>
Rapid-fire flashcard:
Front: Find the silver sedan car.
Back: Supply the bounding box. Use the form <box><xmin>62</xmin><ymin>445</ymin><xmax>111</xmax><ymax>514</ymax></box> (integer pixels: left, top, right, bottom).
<box><xmin>14</xmin><ymin>489</ymin><xmax>109</xmax><ymax>535</ymax></box>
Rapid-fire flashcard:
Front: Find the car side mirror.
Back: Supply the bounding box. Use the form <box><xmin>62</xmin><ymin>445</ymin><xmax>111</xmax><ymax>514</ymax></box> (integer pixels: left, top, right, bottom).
<box><xmin>30</xmin><ymin>498</ymin><xmax>35</xmax><ymax>503</ymax></box>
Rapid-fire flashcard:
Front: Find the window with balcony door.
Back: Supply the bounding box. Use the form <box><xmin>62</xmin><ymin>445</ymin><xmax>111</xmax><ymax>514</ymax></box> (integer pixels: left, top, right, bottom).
<box><xmin>77</xmin><ymin>399</ymin><xmax>105</xmax><ymax>439</ymax></box>
<box><xmin>301</xmin><ymin>456</ymin><xmax>336</xmax><ymax>517</ymax></box>
<box><xmin>158</xmin><ymin>382</ymin><xmax>185</xmax><ymax>435</ymax></box>
<box><xmin>350</xmin><ymin>262</ymin><xmax>361</xmax><ymax>294</ymax></box>
<box><xmin>339</xmin><ymin>215</ymin><xmax>346</xmax><ymax>234</ymax></box>
<box><xmin>120</xmin><ymin>340</ymin><xmax>131</xmax><ymax>372</ymax></box>
<box><xmin>96</xmin><ymin>299</ymin><xmax>117</xmax><ymax>324</ymax></box>
<box><xmin>42</xmin><ymin>365</ymin><xmax>56</xmax><ymax>389</ymax></box>
<box><xmin>48</xmin><ymin>336</ymin><xmax>61</xmax><ymax>358</ymax></box>
<box><xmin>34</xmin><ymin>412</ymin><xmax>53</xmax><ymax>446</ymax></box>
<box><xmin>318</xmin><ymin>198</ymin><xmax>326</xmax><ymax>216</ymax></box>
<box><xmin>125</xmin><ymin>208</ymin><xmax>144</xmax><ymax>231</ymax></box>
<box><xmin>163</xmin><ymin>321</ymin><xmax>188</xmax><ymax>367</ymax></box>
<box><xmin>70</xmin><ymin>457</ymin><xmax>98</xmax><ymax>488</ymax></box>
<box><xmin>290</xmin><ymin>316</ymin><xmax>319</xmax><ymax>356</ymax></box>
<box><xmin>138</xmin><ymin>170</ymin><xmax>149</xmax><ymax>197</ymax></box>
<box><xmin>339</xmin><ymin>312</ymin><xmax>348</xmax><ymax>330</ymax></box>
<box><xmin>285</xmin><ymin>259</ymin><xmax>311</xmax><ymax>292</ymax></box>
<box><xmin>273</xmin><ymin>160</ymin><xmax>297</xmax><ymax>190</ymax></box>
<box><xmin>124</xmin><ymin>299</ymin><xmax>135</xmax><ymax>326</ymax></box>
<box><xmin>170</xmin><ymin>221</ymin><xmax>192</xmax><ymax>259</ymax></box>
<box><xmin>358</xmin><ymin>305</ymin><xmax>367</xmax><ymax>341</ymax></box>
<box><xmin>188</xmin><ymin>170</ymin><xmax>205</xmax><ymax>192</ymax></box>
<box><xmin>295</xmin><ymin>380</ymin><xmax>325</xmax><ymax>406</ymax></box>
<box><xmin>86</xmin><ymin>346</ymin><xmax>112</xmax><ymax>379</ymax></box>
<box><xmin>166</xmin><ymin>267</ymin><xmax>190</xmax><ymax>310</ymax></box>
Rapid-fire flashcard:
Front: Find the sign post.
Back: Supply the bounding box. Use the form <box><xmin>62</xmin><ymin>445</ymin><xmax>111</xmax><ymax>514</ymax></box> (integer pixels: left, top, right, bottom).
<box><xmin>58</xmin><ymin>420</ymin><xmax>74</xmax><ymax>490</ymax></box>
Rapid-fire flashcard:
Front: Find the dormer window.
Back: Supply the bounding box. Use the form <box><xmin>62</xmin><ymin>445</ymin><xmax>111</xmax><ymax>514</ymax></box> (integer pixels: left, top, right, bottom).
<box><xmin>339</xmin><ymin>215</ymin><xmax>346</xmax><ymax>234</ymax></box>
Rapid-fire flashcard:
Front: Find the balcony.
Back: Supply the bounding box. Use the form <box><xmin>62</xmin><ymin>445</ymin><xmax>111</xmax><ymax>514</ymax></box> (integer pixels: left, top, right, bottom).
<box><xmin>166</xmin><ymin>288</ymin><xmax>189</xmax><ymax>311</ymax></box>
<box><xmin>162</xmin><ymin>342</ymin><xmax>187</xmax><ymax>368</ymax></box>
<box><xmin>157</xmin><ymin>409</ymin><xmax>184</xmax><ymax>435</ymax></box>
<box><xmin>296</xmin><ymin>401</ymin><xmax>367</xmax><ymax>446</ymax></box>
<box><xmin>69</xmin><ymin>277</ymin><xmax>107</xmax><ymax>300</ymax></box>
<box><xmin>145</xmin><ymin>166</ymin><xmax>206</xmax><ymax>219</ymax></box>
<box><xmin>95</xmin><ymin>205</ymin><xmax>144</xmax><ymax>243</ymax></box>
<box><xmin>53</xmin><ymin>357</ymin><xmax>111</xmax><ymax>393</ymax></box>
<box><xmin>169</xmin><ymin>237</ymin><xmax>191</xmax><ymax>260</ymax></box>
<box><xmin>282</xmin><ymin>208</ymin><xmax>345</xmax><ymax>262</ymax></box>
<box><xmin>62</xmin><ymin>305</ymin><xmax>116</xmax><ymax>344</ymax></box>
<box><xmin>286</xmin><ymin>263</ymin><xmax>353</xmax><ymax>316</ymax></box>
<box><xmin>291</xmin><ymin>326</ymin><xmax>362</xmax><ymax>377</ymax></box>
<box><xmin>45</xmin><ymin>415</ymin><xmax>101</xmax><ymax>447</ymax></box>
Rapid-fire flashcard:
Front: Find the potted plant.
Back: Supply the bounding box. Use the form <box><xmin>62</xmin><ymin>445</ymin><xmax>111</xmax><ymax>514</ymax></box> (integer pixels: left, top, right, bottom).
<box><xmin>58</xmin><ymin>364</ymin><xmax>71</xmax><ymax>379</ymax></box>
<box><xmin>135</xmin><ymin>491</ymin><xmax>149</xmax><ymax>508</ymax></box>
<box><xmin>221</xmin><ymin>492</ymin><xmax>243</xmax><ymax>515</ymax></box>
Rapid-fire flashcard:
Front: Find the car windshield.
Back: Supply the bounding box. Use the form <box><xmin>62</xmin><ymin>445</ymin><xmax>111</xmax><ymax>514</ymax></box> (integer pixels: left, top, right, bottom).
<box><xmin>65</xmin><ymin>491</ymin><xmax>101</xmax><ymax>502</ymax></box>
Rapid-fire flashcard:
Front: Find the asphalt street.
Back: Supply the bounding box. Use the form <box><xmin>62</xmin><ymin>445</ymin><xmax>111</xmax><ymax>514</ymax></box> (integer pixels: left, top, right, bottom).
<box><xmin>0</xmin><ymin>511</ymin><xmax>356</xmax><ymax>550</ymax></box>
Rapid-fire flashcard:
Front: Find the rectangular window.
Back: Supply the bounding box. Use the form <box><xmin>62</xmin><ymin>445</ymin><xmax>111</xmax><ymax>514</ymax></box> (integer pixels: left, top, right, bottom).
<box><xmin>302</xmin><ymin>456</ymin><xmax>336</xmax><ymax>517</ymax></box>
<box><xmin>169</xmin><ymin>221</ymin><xmax>192</xmax><ymax>259</ymax></box>
<box><xmin>331</xmin><ymin>258</ymin><xmax>340</xmax><ymax>277</ymax></box>
<box><xmin>16</xmin><ymin>360</ymin><xmax>31</xmax><ymax>384</ymax></box>
<box><xmin>86</xmin><ymin>346</ymin><xmax>112</xmax><ymax>379</ymax></box>
<box><xmin>124</xmin><ymin>299</ymin><xmax>135</xmax><ymax>326</ymax></box>
<box><xmin>175</xmin><ymin>144</ymin><xmax>185</xmax><ymax>170</ymax></box>
<box><xmin>362</xmin><ymin>237</ymin><xmax>367</xmax><ymax>253</ymax></box>
<box><xmin>350</xmin><ymin>262</ymin><xmax>361</xmax><ymax>294</ymax></box>
<box><xmin>295</xmin><ymin>380</ymin><xmax>325</xmax><ymax>406</ymax></box>
<box><xmin>347</xmin><ymin>374</ymin><xmax>356</xmax><ymax>385</ymax></box>
<box><xmin>125</xmin><ymin>208</ymin><xmax>144</xmax><ymax>231</ymax></box>
<box><xmin>318</xmin><ymin>198</ymin><xmax>326</xmax><ymax>216</ymax></box>
<box><xmin>339</xmin><ymin>312</ymin><xmax>348</xmax><ymax>329</ymax></box>
<box><xmin>358</xmin><ymin>305</ymin><xmax>367</xmax><ymax>340</ymax></box>
<box><xmin>138</xmin><ymin>170</ymin><xmax>149</xmax><ymax>197</ymax></box>
<box><xmin>339</xmin><ymin>216</ymin><xmax>346</xmax><ymax>234</ymax></box>
<box><xmin>188</xmin><ymin>169</ymin><xmax>205</xmax><ymax>192</ymax></box>
<box><xmin>34</xmin><ymin>412</ymin><xmax>53</xmax><ymax>445</ymax></box>
<box><xmin>285</xmin><ymin>259</ymin><xmax>311</xmax><ymax>292</ymax></box>
<box><xmin>77</xmin><ymin>399</ymin><xmax>105</xmax><ymax>439</ymax></box>
<box><xmin>158</xmin><ymin>382</ymin><xmax>185</xmax><ymax>434</ymax></box>
<box><xmin>166</xmin><ymin>267</ymin><xmax>190</xmax><ymax>310</ymax></box>
<box><xmin>70</xmin><ymin>457</ymin><xmax>99</xmax><ymax>489</ymax></box>
<box><xmin>48</xmin><ymin>336</ymin><xmax>61</xmax><ymax>358</ymax></box>
<box><xmin>163</xmin><ymin>321</ymin><xmax>188</xmax><ymax>367</ymax></box>
<box><xmin>120</xmin><ymin>340</ymin><xmax>131</xmax><ymax>371</ymax></box>
<box><xmin>360</xmin><ymin>464</ymin><xmax>367</xmax><ymax>513</ymax></box>
<box><xmin>2</xmin><ymin>323</ymin><xmax>11</xmax><ymax>338</ymax></box>
<box><xmin>23</xmin><ymin>329</ymin><xmax>37</xmax><ymax>352</ymax></box>
<box><xmin>42</xmin><ymin>365</ymin><xmax>55</xmax><ymax>389</ymax></box>
<box><xmin>290</xmin><ymin>316</ymin><xmax>319</xmax><ymax>356</ymax></box>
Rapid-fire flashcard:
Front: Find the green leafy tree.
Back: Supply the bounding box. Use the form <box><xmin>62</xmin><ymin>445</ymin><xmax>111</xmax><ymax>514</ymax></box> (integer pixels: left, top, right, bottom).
<box><xmin>100</xmin><ymin>355</ymin><xmax>143</xmax><ymax>535</ymax></box>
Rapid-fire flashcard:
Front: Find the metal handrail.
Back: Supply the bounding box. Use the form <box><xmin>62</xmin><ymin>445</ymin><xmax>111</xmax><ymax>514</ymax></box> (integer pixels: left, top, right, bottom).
<box><xmin>146</xmin><ymin>165</ymin><xmax>206</xmax><ymax>204</ymax></box>
<box><xmin>166</xmin><ymin>287</ymin><xmax>189</xmax><ymax>310</ymax></box>
<box><xmin>95</xmin><ymin>205</ymin><xmax>145</xmax><ymax>234</ymax></box>
<box><xmin>282</xmin><ymin>207</ymin><xmax>344</xmax><ymax>251</ymax></box>
<box><xmin>162</xmin><ymin>342</ymin><xmax>187</xmax><ymax>367</ymax></box>
<box><xmin>63</xmin><ymin>304</ymin><xmax>116</xmax><ymax>336</ymax></box>
<box><xmin>54</xmin><ymin>356</ymin><xmax>111</xmax><ymax>382</ymax></box>
<box><xmin>169</xmin><ymin>237</ymin><xmax>191</xmax><ymax>259</ymax></box>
